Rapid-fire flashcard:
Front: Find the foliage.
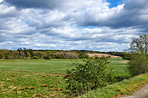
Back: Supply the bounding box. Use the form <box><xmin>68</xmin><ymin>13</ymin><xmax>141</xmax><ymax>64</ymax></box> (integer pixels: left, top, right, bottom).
<box><xmin>107</xmin><ymin>52</ymin><xmax>132</xmax><ymax>60</ymax></box>
<box><xmin>27</xmin><ymin>52</ymin><xmax>31</xmax><ymax>59</ymax></box>
<box><xmin>43</xmin><ymin>55</ymin><xmax>52</xmax><ymax>59</ymax></box>
<box><xmin>0</xmin><ymin>49</ymin><xmax>81</xmax><ymax>59</ymax></box>
<box><xmin>64</xmin><ymin>57</ymin><xmax>109</xmax><ymax>95</ymax></box>
<box><xmin>128</xmin><ymin>53</ymin><xmax>148</xmax><ymax>76</ymax></box>
<box><xmin>55</xmin><ymin>52</ymin><xmax>79</xmax><ymax>59</ymax></box>
<box><xmin>122</xmin><ymin>52</ymin><xmax>132</xmax><ymax>60</ymax></box>
<box><xmin>78</xmin><ymin>52</ymin><xmax>89</xmax><ymax>59</ymax></box>
<box><xmin>80</xmin><ymin>73</ymin><xmax>148</xmax><ymax>98</ymax></box>
<box><xmin>0</xmin><ymin>51</ymin><xmax>4</xmax><ymax>59</ymax></box>
<box><xmin>5</xmin><ymin>51</ymin><xmax>12</xmax><ymax>59</ymax></box>
<box><xmin>127</xmin><ymin>34</ymin><xmax>148</xmax><ymax>76</ymax></box>
<box><xmin>32</xmin><ymin>56</ymin><xmax>39</xmax><ymax>59</ymax></box>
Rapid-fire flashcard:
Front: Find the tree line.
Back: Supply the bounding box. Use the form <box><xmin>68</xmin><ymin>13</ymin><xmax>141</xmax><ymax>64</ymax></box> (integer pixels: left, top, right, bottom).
<box><xmin>0</xmin><ymin>48</ymin><xmax>90</xmax><ymax>59</ymax></box>
<box><xmin>0</xmin><ymin>48</ymin><xmax>136</xmax><ymax>60</ymax></box>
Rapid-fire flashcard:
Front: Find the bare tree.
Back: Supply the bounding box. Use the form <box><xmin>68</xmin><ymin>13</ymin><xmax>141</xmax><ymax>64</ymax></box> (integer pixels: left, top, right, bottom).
<box><xmin>130</xmin><ymin>34</ymin><xmax>148</xmax><ymax>54</ymax></box>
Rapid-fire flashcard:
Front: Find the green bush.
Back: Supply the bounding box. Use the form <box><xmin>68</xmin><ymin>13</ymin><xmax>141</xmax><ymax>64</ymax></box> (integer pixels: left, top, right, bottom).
<box><xmin>64</xmin><ymin>57</ymin><xmax>109</xmax><ymax>95</ymax></box>
<box><xmin>128</xmin><ymin>53</ymin><xmax>148</xmax><ymax>76</ymax></box>
<box><xmin>32</xmin><ymin>56</ymin><xmax>39</xmax><ymax>59</ymax></box>
<box><xmin>43</xmin><ymin>54</ymin><xmax>54</xmax><ymax>59</ymax></box>
<box><xmin>78</xmin><ymin>52</ymin><xmax>89</xmax><ymax>59</ymax></box>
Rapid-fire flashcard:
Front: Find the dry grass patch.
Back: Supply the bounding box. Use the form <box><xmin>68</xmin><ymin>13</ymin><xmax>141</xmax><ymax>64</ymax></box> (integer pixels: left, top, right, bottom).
<box><xmin>118</xmin><ymin>61</ymin><xmax>128</xmax><ymax>63</ymax></box>
<box><xmin>88</xmin><ymin>53</ymin><xmax>120</xmax><ymax>58</ymax></box>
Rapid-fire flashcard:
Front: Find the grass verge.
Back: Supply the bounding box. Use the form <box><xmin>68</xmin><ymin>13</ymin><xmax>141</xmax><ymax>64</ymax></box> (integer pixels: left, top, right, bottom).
<box><xmin>79</xmin><ymin>73</ymin><xmax>148</xmax><ymax>98</ymax></box>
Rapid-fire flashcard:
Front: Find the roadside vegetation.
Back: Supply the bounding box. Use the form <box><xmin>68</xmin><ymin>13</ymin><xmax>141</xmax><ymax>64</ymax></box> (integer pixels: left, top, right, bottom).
<box><xmin>79</xmin><ymin>73</ymin><xmax>148</xmax><ymax>98</ymax></box>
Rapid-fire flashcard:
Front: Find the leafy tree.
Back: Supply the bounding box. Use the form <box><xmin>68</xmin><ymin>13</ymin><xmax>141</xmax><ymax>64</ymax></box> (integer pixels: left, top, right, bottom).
<box><xmin>17</xmin><ymin>48</ymin><xmax>22</xmax><ymax>52</ymax></box>
<box><xmin>128</xmin><ymin>34</ymin><xmax>148</xmax><ymax>76</ymax></box>
<box><xmin>64</xmin><ymin>57</ymin><xmax>109</xmax><ymax>95</ymax></box>
<box><xmin>28</xmin><ymin>49</ymin><xmax>33</xmax><ymax>57</ymax></box>
<box><xmin>27</xmin><ymin>52</ymin><xmax>31</xmax><ymax>59</ymax></box>
<box><xmin>11</xmin><ymin>51</ymin><xmax>19</xmax><ymax>59</ymax></box>
<box><xmin>5</xmin><ymin>51</ymin><xmax>12</xmax><ymax>59</ymax></box>
<box><xmin>0</xmin><ymin>51</ymin><xmax>4</xmax><ymax>59</ymax></box>
<box><xmin>18</xmin><ymin>51</ymin><xmax>25</xmax><ymax>59</ymax></box>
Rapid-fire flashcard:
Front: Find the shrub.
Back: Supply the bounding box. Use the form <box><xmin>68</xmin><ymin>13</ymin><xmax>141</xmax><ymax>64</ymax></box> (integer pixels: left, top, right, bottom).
<box><xmin>128</xmin><ymin>53</ymin><xmax>148</xmax><ymax>76</ymax></box>
<box><xmin>78</xmin><ymin>52</ymin><xmax>89</xmax><ymax>59</ymax></box>
<box><xmin>43</xmin><ymin>54</ymin><xmax>53</xmax><ymax>59</ymax></box>
<box><xmin>64</xmin><ymin>57</ymin><xmax>109</xmax><ymax>95</ymax></box>
<box><xmin>32</xmin><ymin>56</ymin><xmax>39</xmax><ymax>59</ymax></box>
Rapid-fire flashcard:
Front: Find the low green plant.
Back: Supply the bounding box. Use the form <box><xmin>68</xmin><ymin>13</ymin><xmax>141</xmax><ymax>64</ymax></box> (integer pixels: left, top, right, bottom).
<box><xmin>64</xmin><ymin>57</ymin><xmax>109</xmax><ymax>95</ymax></box>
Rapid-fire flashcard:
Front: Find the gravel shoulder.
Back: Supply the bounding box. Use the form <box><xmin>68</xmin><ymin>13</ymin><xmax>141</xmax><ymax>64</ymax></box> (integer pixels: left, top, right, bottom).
<box><xmin>120</xmin><ymin>84</ymin><xmax>148</xmax><ymax>98</ymax></box>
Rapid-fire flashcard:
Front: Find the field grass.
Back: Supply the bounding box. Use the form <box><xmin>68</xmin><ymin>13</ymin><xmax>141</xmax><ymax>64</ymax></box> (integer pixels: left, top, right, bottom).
<box><xmin>108</xmin><ymin>58</ymin><xmax>129</xmax><ymax>77</ymax></box>
<box><xmin>0</xmin><ymin>58</ymin><xmax>129</xmax><ymax>97</ymax></box>
<box><xmin>0</xmin><ymin>59</ymin><xmax>78</xmax><ymax>73</ymax></box>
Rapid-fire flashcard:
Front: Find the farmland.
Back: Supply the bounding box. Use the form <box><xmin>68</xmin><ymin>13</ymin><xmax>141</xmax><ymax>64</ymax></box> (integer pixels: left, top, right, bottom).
<box><xmin>0</xmin><ymin>58</ymin><xmax>129</xmax><ymax>97</ymax></box>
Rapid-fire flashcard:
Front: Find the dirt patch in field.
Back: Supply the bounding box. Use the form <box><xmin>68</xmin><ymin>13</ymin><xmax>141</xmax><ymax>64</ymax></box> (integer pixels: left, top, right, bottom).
<box><xmin>118</xmin><ymin>61</ymin><xmax>129</xmax><ymax>63</ymax></box>
<box><xmin>88</xmin><ymin>53</ymin><xmax>121</xmax><ymax>58</ymax></box>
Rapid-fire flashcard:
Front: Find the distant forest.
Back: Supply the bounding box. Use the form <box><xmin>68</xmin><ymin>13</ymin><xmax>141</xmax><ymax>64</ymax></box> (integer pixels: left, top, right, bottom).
<box><xmin>0</xmin><ymin>48</ymin><xmax>131</xmax><ymax>60</ymax></box>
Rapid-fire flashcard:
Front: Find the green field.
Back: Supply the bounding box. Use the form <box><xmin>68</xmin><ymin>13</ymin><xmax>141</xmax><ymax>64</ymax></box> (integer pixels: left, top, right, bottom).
<box><xmin>0</xmin><ymin>58</ymin><xmax>129</xmax><ymax>97</ymax></box>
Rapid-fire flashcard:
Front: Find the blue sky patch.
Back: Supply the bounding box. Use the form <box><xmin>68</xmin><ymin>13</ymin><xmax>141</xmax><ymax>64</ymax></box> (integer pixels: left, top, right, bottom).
<box><xmin>107</xmin><ymin>0</ymin><xmax>123</xmax><ymax>8</ymax></box>
<box><xmin>25</xmin><ymin>20</ymin><xmax>30</xmax><ymax>24</ymax></box>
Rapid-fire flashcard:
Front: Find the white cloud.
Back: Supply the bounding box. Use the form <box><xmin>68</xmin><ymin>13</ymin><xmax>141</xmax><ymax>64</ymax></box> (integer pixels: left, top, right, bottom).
<box><xmin>0</xmin><ymin>0</ymin><xmax>147</xmax><ymax>51</ymax></box>
<box><xmin>0</xmin><ymin>0</ymin><xmax>3</xmax><ymax>3</ymax></box>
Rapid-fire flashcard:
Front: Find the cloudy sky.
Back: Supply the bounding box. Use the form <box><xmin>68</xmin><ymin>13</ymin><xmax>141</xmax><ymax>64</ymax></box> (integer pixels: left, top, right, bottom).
<box><xmin>0</xmin><ymin>0</ymin><xmax>148</xmax><ymax>51</ymax></box>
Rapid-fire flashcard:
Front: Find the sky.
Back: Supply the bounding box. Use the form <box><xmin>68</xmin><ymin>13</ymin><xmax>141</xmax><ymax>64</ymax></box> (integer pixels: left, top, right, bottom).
<box><xmin>0</xmin><ymin>0</ymin><xmax>148</xmax><ymax>51</ymax></box>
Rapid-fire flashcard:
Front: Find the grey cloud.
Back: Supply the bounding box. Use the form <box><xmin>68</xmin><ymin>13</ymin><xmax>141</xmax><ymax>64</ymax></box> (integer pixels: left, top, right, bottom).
<box><xmin>0</xmin><ymin>4</ymin><xmax>19</xmax><ymax>18</ymax></box>
<box><xmin>124</xmin><ymin>0</ymin><xmax>148</xmax><ymax>10</ymax></box>
<box><xmin>4</xmin><ymin>0</ymin><xmax>67</xmax><ymax>9</ymax></box>
<box><xmin>77</xmin><ymin>0</ymin><xmax>148</xmax><ymax>32</ymax></box>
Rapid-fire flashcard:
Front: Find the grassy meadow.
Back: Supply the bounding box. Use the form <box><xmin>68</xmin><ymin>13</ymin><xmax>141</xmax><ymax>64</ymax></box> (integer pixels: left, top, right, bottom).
<box><xmin>0</xmin><ymin>58</ymin><xmax>130</xmax><ymax>97</ymax></box>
